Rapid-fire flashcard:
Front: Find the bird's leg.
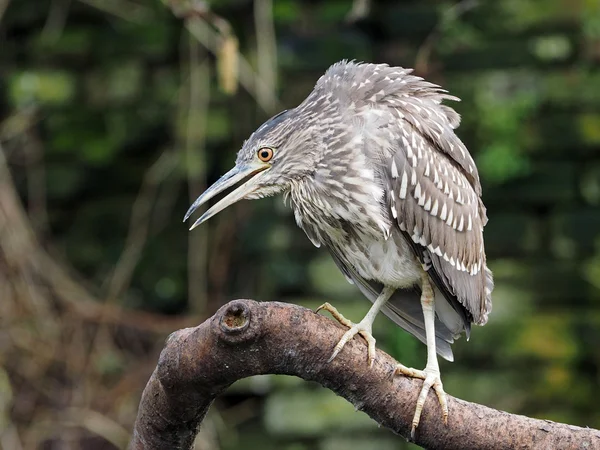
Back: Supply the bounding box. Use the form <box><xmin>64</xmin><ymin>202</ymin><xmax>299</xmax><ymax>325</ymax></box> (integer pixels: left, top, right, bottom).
<box><xmin>394</xmin><ymin>273</ymin><xmax>448</xmax><ymax>440</ymax></box>
<box><xmin>317</xmin><ymin>287</ymin><xmax>395</xmax><ymax>367</ymax></box>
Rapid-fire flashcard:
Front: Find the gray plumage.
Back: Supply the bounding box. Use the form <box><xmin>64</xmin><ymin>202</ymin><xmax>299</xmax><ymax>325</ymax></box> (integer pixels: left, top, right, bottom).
<box><xmin>186</xmin><ymin>60</ymin><xmax>494</xmax><ymax>361</ymax></box>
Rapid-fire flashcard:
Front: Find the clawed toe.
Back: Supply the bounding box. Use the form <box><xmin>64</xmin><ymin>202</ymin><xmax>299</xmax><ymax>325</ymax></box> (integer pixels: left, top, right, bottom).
<box><xmin>327</xmin><ymin>320</ymin><xmax>377</xmax><ymax>366</ymax></box>
<box><xmin>316</xmin><ymin>303</ymin><xmax>378</xmax><ymax>366</ymax></box>
<box><xmin>316</xmin><ymin>302</ymin><xmax>354</xmax><ymax>328</ymax></box>
<box><xmin>394</xmin><ymin>364</ymin><xmax>448</xmax><ymax>440</ymax></box>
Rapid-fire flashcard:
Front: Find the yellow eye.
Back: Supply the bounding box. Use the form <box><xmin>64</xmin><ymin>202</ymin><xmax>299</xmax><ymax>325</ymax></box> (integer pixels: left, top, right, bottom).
<box><xmin>257</xmin><ymin>147</ymin><xmax>274</xmax><ymax>162</ymax></box>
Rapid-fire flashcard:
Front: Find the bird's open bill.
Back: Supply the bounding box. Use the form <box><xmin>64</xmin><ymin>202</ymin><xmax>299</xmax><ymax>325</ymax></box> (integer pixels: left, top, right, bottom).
<box><xmin>184</xmin><ymin>162</ymin><xmax>270</xmax><ymax>230</ymax></box>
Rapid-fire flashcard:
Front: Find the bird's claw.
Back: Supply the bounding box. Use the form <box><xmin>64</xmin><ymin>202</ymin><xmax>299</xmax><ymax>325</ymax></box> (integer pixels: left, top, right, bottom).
<box><xmin>316</xmin><ymin>303</ymin><xmax>377</xmax><ymax>366</ymax></box>
<box><xmin>394</xmin><ymin>363</ymin><xmax>448</xmax><ymax>440</ymax></box>
<box><xmin>328</xmin><ymin>322</ymin><xmax>377</xmax><ymax>367</ymax></box>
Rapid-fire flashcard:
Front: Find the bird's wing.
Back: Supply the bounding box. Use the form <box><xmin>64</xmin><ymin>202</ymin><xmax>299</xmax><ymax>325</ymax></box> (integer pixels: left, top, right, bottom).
<box><xmin>319</xmin><ymin>61</ymin><xmax>482</xmax><ymax>194</ymax></box>
<box><xmin>326</xmin><ymin>245</ymin><xmax>457</xmax><ymax>361</ymax></box>
<box><xmin>384</xmin><ymin>122</ymin><xmax>493</xmax><ymax>325</ymax></box>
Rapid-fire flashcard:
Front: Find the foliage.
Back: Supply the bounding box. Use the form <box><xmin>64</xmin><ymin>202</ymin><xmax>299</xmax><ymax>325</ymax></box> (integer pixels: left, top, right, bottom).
<box><xmin>0</xmin><ymin>0</ymin><xmax>599</xmax><ymax>448</ymax></box>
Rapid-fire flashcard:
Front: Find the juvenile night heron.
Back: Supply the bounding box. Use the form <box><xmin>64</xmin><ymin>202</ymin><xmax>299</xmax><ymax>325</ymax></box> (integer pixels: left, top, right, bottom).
<box><xmin>184</xmin><ymin>61</ymin><xmax>493</xmax><ymax>437</ymax></box>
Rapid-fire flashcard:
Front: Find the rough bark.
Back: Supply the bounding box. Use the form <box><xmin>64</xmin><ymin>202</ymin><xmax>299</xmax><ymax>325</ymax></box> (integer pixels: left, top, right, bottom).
<box><xmin>129</xmin><ymin>299</ymin><xmax>600</xmax><ymax>450</ymax></box>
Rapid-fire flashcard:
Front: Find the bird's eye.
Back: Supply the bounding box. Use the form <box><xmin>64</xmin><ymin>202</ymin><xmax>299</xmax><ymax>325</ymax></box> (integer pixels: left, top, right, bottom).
<box><xmin>257</xmin><ymin>147</ymin><xmax>274</xmax><ymax>162</ymax></box>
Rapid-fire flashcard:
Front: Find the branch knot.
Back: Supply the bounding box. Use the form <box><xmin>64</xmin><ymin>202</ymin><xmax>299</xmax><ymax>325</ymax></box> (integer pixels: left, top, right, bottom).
<box><xmin>214</xmin><ymin>299</ymin><xmax>260</xmax><ymax>345</ymax></box>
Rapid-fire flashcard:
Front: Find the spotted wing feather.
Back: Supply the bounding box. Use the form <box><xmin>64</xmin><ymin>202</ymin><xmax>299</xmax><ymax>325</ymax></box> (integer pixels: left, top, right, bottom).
<box><xmin>385</xmin><ymin>122</ymin><xmax>493</xmax><ymax>325</ymax></box>
<box><xmin>318</xmin><ymin>61</ymin><xmax>482</xmax><ymax>194</ymax></box>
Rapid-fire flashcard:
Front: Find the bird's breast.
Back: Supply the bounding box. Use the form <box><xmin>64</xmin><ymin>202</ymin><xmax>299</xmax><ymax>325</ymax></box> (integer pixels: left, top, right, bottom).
<box><xmin>335</xmin><ymin>229</ymin><xmax>423</xmax><ymax>288</ymax></box>
<box><xmin>288</xmin><ymin>153</ymin><xmax>422</xmax><ymax>289</ymax></box>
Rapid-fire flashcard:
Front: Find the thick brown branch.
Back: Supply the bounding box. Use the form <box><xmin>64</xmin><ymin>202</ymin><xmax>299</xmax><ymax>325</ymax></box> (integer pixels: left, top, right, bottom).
<box><xmin>129</xmin><ymin>300</ymin><xmax>600</xmax><ymax>450</ymax></box>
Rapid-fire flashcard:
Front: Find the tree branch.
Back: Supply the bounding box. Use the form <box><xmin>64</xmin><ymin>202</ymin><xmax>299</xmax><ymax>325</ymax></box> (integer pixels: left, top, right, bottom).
<box><xmin>129</xmin><ymin>300</ymin><xmax>600</xmax><ymax>450</ymax></box>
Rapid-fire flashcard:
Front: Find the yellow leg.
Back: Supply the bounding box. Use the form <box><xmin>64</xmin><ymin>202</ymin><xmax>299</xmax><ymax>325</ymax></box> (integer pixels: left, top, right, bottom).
<box><xmin>394</xmin><ymin>273</ymin><xmax>448</xmax><ymax>439</ymax></box>
<box><xmin>317</xmin><ymin>287</ymin><xmax>394</xmax><ymax>367</ymax></box>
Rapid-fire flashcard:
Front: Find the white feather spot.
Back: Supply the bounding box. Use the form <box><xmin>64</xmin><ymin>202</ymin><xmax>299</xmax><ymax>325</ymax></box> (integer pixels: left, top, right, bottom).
<box><xmin>414</xmin><ymin>182</ymin><xmax>422</xmax><ymax>200</ymax></box>
<box><xmin>440</xmin><ymin>202</ymin><xmax>447</xmax><ymax>221</ymax></box>
<box><xmin>424</xmin><ymin>161</ymin><xmax>430</xmax><ymax>177</ymax></box>
<box><xmin>399</xmin><ymin>171</ymin><xmax>408</xmax><ymax>199</ymax></box>
<box><xmin>458</xmin><ymin>214</ymin><xmax>464</xmax><ymax>232</ymax></box>
<box><xmin>411</xmin><ymin>169</ymin><xmax>417</xmax><ymax>186</ymax></box>
<box><xmin>446</xmin><ymin>208</ymin><xmax>454</xmax><ymax>226</ymax></box>
<box><xmin>431</xmin><ymin>199</ymin><xmax>439</xmax><ymax>216</ymax></box>
<box><xmin>424</xmin><ymin>196</ymin><xmax>432</xmax><ymax>211</ymax></box>
<box><xmin>411</xmin><ymin>234</ymin><xmax>420</xmax><ymax>246</ymax></box>
<box><xmin>467</xmin><ymin>214</ymin><xmax>472</xmax><ymax>231</ymax></box>
<box><xmin>391</xmin><ymin>159</ymin><xmax>399</xmax><ymax>178</ymax></box>
<box><xmin>391</xmin><ymin>205</ymin><xmax>397</xmax><ymax>218</ymax></box>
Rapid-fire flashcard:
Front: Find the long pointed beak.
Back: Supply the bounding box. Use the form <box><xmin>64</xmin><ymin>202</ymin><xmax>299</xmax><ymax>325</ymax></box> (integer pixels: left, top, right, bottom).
<box><xmin>184</xmin><ymin>163</ymin><xmax>269</xmax><ymax>230</ymax></box>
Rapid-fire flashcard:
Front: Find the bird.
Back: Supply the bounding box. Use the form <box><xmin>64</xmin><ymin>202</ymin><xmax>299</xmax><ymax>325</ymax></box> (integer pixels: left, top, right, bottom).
<box><xmin>184</xmin><ymin>60</ymin><xmax>493</xmax><ymax>438</ymax></box>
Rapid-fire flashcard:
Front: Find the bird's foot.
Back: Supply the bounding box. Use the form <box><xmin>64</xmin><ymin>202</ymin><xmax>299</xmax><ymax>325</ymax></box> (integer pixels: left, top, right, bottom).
<box><xmin>316</xmin><ymin>302</ymin><xmax>377</xmax><ymax>367</ymax></box>
<box><xmin>394</xmin><ymin>363</ymin><xmax>448</xmax><ymax>440</ymax></box>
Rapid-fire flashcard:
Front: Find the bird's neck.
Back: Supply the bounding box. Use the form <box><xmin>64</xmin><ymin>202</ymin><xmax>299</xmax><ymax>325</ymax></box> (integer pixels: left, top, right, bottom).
<box><xmin>287</xmin><ymin>156</ymin><xmax>391</xmax><ymax>245</ymax></box>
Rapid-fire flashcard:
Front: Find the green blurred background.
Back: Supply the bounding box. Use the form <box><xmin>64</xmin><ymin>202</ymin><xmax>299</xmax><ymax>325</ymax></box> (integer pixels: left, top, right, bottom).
<box><xmin>1</xmin><ymin>0</ymin><xmax>599</xmax><ymax>449</ymax></box>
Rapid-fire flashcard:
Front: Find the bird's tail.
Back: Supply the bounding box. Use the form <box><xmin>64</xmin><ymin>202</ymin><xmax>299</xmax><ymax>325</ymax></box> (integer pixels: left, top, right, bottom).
<box><xmin>382</xmin><ymin>288</ymin><xmax>464</xmax><ymax>362</ymax></box>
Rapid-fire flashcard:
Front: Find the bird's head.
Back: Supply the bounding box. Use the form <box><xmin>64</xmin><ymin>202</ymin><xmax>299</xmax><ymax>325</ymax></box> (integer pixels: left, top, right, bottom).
<box><xmin>184</xmin><ymin>108</ymin><xmax>321</xmax><ymax>229</ymax></box>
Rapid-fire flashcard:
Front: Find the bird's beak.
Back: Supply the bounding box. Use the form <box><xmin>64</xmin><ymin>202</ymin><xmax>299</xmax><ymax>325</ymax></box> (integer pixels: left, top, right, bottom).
<box><xmin>184</xmin><ymin>162</ymin><xmax>270</xmax><ymax>230</ymax></box>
